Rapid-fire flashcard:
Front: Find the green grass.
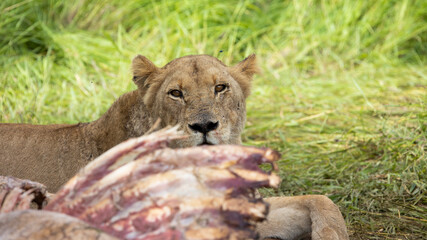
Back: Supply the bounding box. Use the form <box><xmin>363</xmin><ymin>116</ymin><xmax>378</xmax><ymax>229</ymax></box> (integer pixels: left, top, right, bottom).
<box><xmin>1</xmin><ymin>0</ymin><xmax>426</xmax><ymax>239</ymax></box>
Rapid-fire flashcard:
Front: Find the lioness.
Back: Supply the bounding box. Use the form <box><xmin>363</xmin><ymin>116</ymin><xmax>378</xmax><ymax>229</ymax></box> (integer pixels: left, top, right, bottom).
<box><xmin>0</xmin><ymin>54</ymin><xmax>348</xmax><ymax>239</ymax></box>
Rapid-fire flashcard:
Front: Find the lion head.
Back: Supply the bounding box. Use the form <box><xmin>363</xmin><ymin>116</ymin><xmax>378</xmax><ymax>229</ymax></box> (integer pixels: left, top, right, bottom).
<box><xmin>132</xmin><ymin>54</ymin><xmax>259</xmax><ymax>147</ymax></box>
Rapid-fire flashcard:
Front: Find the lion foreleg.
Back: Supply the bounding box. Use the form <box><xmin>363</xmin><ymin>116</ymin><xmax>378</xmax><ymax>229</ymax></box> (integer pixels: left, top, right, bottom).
<box><xmin>257</xmin><ymin>195</ymin><xmax>349</xmax><ymax>240</ymax></box>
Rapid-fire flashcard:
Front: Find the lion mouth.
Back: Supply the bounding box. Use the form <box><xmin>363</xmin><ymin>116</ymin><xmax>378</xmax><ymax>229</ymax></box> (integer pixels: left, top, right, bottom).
<box><xmin>198</xmin><ymin>140</ymin><xmax>214</xmax><ymax>146</ymax></box>
<box><xmin>198</xmin><ymin>136</ymin><xmax>215</xmax><ymax>146</ymax></box>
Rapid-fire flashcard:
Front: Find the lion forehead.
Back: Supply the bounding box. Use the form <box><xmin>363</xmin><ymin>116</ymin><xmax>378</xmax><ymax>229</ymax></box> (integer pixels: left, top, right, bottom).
<box><xmin>162</xmin><ymin>66</ymin><xmax>232</xmax><ymax>90</ymax></box>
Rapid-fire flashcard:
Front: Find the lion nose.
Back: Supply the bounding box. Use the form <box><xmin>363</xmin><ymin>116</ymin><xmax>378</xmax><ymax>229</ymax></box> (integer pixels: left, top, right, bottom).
<box><xmin>188</xmin><ymin>121</ymin><xmax>219</xmax><ymax>134</ymax></box>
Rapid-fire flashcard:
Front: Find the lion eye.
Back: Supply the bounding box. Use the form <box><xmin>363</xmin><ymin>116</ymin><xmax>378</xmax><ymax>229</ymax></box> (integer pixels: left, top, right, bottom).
<box><xmin>215</xmin><ymin>84</ymin><xmax>227</xmax><ymax>93</ymax></box>
<box><xmin>169</xmin><ymin>90</ymin><xmax>183</xmax><ymax>98</ymax></box>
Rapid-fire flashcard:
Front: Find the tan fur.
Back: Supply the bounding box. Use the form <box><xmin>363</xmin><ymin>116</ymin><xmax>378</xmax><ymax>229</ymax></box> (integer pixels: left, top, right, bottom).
<box><xmin>0</xmin><ymin>54</ymin><xmax>349</xmax><ymax>239</ymax></box>
<box><xmin>258</xmin><ymin>196</ymin><xmax>348</xmax><ymax>240</ymax></box>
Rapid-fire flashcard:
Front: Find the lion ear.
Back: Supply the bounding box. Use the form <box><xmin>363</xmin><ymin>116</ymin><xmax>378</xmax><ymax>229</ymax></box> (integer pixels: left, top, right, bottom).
<box><xmin>229</xmin><ymin>54</ymin><xmax>259</xmax><ymax>98</ymax></box>
<box><xmin>132</xmin><ymin>55</ymin><xmax>159</xmax><ymax>88</ymax></box>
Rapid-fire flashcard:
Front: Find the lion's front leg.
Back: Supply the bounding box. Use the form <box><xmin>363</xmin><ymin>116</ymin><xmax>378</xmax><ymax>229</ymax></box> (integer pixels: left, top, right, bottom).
<box><xmin>257</xmin><ymin>195</ymin><xmax>349</xmax><ymax>240</ymax></box>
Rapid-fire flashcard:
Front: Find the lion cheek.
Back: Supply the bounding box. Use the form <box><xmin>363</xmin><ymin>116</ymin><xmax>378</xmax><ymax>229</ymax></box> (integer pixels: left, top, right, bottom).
<box><xmin>153</xmin><ymin>104</ymin><xmax>184</xmax><ymax>128</ymax></box>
